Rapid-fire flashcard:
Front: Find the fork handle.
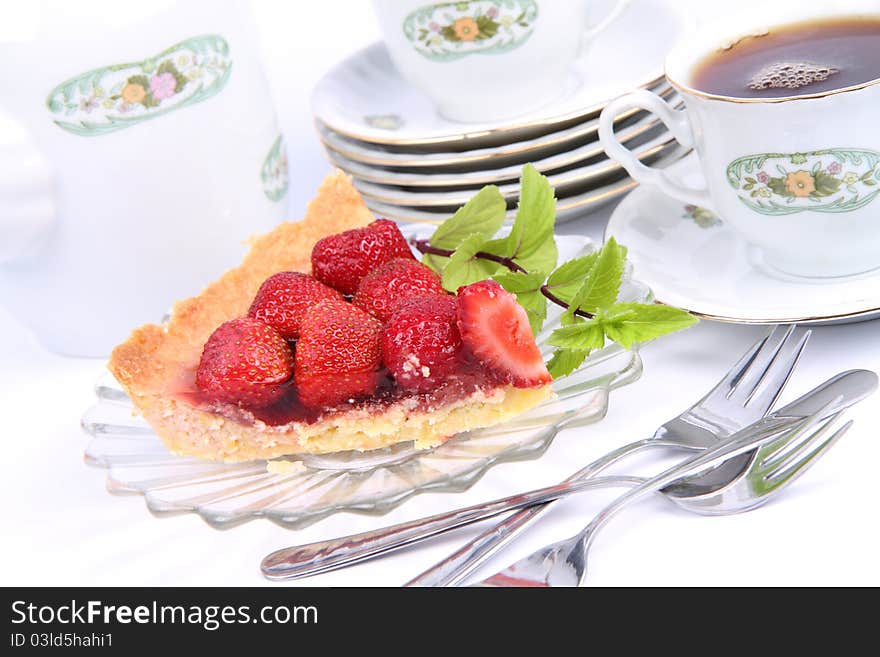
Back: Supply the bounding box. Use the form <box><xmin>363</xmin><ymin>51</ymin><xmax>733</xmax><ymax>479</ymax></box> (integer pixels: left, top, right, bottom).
<box><xmin>404</xmin><ymin>437</ymin><xmax>679</xmax><ymax>587</ymax></box>
<box><xmin>260</xmin><ymin>474</ymin><xmax>643</xmax><ymax>581</ymax></box>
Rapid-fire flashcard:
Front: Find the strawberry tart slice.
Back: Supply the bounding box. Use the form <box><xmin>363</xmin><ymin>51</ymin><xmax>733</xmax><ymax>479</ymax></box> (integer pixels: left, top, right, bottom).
<box><xmin>109</xmin><ymin>171</ymin><xmax>553</xmax><ymax>463</ymax></box>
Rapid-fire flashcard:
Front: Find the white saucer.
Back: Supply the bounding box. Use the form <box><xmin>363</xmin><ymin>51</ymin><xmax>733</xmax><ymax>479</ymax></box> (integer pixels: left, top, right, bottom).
<box><xmin>311</xmin><ymin>0</ymin><xmax>690</xmax><ymax>148</ymax></box>
<box><xmin>323</xmin><ymin>124</ymin><xmax>673</xmax><ymax>187</ymax></box>
<box><xmin>318</xmin><ymin>98</ymin><xmax>675</xmax><ymax>169</ymax></box>
<box><xmin>606</xmin><ymin>154</ymin><xmax>880</xmax><ymax>324</ymax></box>
<box><xmin>350</xmin><ymin>134</ymin><xmax>679</xmax><ymax>207</ymax></box>
<box><xmin>364</xmin><ymin>145</ymin><xmax>690</xmax><ymax>224</ymax></box>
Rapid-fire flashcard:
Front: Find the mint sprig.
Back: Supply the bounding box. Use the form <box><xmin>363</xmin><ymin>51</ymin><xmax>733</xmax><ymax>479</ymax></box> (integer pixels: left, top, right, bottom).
<box><xmin>415</xmin><ymin>164</ymin><xmax>698</xmax><ymax>379</ymax></box>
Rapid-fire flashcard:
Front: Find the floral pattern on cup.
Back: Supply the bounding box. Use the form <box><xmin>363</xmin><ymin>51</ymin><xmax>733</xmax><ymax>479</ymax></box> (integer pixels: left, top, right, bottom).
<box><xmin>726</xmin><ymin>149</ymin><xmax>880</xmax><ymax>215</ymax></box>
<box><xmin>261</xmin><ymin>135</ymin><xmax>289</xmax><ymax>202</ymax></box>
<box><xmin>402</xmin><ymin>0</ymin><xmax>539</xmax><ymax>62</ymax></box>
<box><xmin>46</xmin><ymin>35</ymin><xmax>232</xmax><ymax>136</ymax></box>
<box><xmin>683</xmin><ymin>204</ymin><xmax>721</xmax><ymax>228</ymax></box>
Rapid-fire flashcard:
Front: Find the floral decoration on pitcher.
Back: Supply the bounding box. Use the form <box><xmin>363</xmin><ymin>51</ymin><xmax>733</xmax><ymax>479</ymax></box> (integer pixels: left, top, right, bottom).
<box><xmin>261</xmin><ymin>135</ymin><xmax>289</xmax><ymax>202</ymax></box>
<box><xmin>46</xmin><ymin>34</ymin><xmax>232</xmax><ymax>136</ymax></box>
<box><xmin>726</xmin><ymin>149</ymin><xmax>880</xmax><ymax>215</ymax></box>
<box><xmin>402</xmin><ymin>0</ymin><xmax>538</xmax><ymax>62</ymax></box>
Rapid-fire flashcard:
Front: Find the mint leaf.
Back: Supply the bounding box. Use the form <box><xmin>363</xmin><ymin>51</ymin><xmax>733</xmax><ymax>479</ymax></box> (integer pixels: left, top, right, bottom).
<box><xmin>545</xmin><ymin>251</ymin><xmax>599</xmax><ymax>304</ymax></box>
<box><xmin>600</xmin><ymin>303</ymin><xmax>638</xmax><ymax>324</ymax></box>
<box><xmin>547</xmin><ymin>319</ymin><xmax>605</xmax><ymax>351</ymax></box>
<box><xmin>492</xmin><ymin>270</ymin><xmax>546</xmax><ymax>293</ymax></box>
<box><xmin>481</xmin><ymin>164</ymin><xmax>558</xmax><ymax>274</ymax></box>
<box><xmin>547</xmin><ymin>348</ymin><xmax>590</xmax><ymax>379</ymax></box>
<box><xmin>441</xmin><ymin>233</ymin><xmax>501</xmax><ymax>291</ymax></box>
<box><xmin>600</xmin><ymin>302</ymin><xmax>698</xmax><ymax>349</ymax></box>
<box><xmin>493</xmin><ymin>271</ymin><xmax>548</xmax><ymax>334</ymax></box>
<box><xmin>546</xmin><ymin>317</ymin><xmax>605</xmax><ymax>378</ymax></box>
<box><xmin>563</xmin><ymin>237</ymin><xmax>626</xmax><ymax>322</ymax></box>
<box><xmin>429</xmin><ymin>185</ymin><xmax>506</xmax><ymax>250</ymax></box>
<box><xmin>515</xmin><ymin>289</ymin><xmax>548</xmax><ymax>336</ymax></box>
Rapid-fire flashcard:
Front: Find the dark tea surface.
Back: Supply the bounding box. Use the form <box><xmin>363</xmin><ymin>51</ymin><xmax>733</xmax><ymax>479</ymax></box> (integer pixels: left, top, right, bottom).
<box><xmin>690</xmin><ymin>17</ymin><xmax>880</xmax><ymax>99</ymax></box>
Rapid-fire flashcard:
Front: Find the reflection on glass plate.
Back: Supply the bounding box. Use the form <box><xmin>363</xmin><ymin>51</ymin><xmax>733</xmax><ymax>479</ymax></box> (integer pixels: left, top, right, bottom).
<box><xmin>82</xmin><ymin>237</ymin><xmax>650</xmax><ymax>529</ymax></box>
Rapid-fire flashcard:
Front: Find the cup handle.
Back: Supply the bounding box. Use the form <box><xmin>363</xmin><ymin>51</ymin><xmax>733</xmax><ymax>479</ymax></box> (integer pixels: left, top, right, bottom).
<box><xmin>599</xmin><ymin>89</ymin><xmax>713</xmax><ymax>208</ymax></box>
<box><xmin>582</xmin><ymin>0</ymin><xmax>631</xmax><ymax>44</ymax></box>
<box><xmin>0</xmin><ymin>110</ymin><xmax>56</xmax><ymax>265</ymax></box>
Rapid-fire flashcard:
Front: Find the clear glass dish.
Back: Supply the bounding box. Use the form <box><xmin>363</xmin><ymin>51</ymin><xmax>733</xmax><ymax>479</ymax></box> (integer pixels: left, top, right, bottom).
<box><xmin>82</xmin><ymin>237</ymin><xmax>650</xmax><ymax>529</ymax></box>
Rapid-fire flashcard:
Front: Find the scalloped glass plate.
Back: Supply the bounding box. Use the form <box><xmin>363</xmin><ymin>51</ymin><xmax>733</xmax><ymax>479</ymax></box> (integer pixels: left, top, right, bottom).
<box><xmin>82</xmin><ymin>237</ymin><xmax>650</xmax><ymax>529</ymax></box>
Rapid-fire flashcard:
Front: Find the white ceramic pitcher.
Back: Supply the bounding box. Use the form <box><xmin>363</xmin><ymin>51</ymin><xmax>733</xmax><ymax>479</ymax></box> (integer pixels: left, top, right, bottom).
<box><xmin>0</xmin><ymin>0</ymin><xmax>289</xmax><ymax>356</ymax></box>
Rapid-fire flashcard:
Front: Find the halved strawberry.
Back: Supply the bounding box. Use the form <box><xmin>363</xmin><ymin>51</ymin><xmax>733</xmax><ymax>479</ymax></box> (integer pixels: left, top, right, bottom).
<box><xmin>195</xmin><ymin>317</ymin><xmax>294</xmax><ymax>407</ymax></box>
<box><xmin>248</xmin><ymin>271</ymin><xmax>343</xmax><ymax>339</ymax></box>
<box><xmin>294</xmin><ymin>299</ymin><xmax>383</xmax><ymax>407</ymax></box>
<box><xmin>456</xmin><ymin>280</ymin><xmax>552</xmax><ymax>388</ymax></box>
<box><xmin>381</xmin><ymin>294</ymin><xmax>461</xmax><ymax>393</ymax></box>
<box><xmin>354</xmin><ymin>258</ymin><xmax>446</xmax><ymax>322</ymax></box>
<box><xmin>311</xmin><ymin>219</ymin><xmax>414</xmax><ymax>295</ymax></box>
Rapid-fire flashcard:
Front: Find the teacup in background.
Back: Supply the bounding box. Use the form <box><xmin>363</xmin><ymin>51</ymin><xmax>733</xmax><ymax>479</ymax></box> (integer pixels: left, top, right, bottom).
<box><xmin>0</xmin><ymin>0</ymin><xmax>288</xmax><ymax>357</ymax></box>
<box><xmin>599</xmin><ymin>0</ymin><xmax>880</xmax><ymax>279</ymax></box>
<box><xmin>373</xmin><ymin>0</ymin><xmax>630</xmax><ymax>123</ymax></box>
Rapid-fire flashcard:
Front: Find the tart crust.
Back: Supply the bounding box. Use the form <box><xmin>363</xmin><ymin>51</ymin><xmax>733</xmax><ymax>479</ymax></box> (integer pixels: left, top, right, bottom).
<box><xmin>109</xmin><ymin>171</ymin><xmax>552</xmax><ymax>463</ymax></box>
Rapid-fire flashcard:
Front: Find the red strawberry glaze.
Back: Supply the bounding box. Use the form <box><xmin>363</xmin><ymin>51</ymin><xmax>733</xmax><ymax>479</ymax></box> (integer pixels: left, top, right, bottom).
<box><xmin>176</xmin><ymin>347</ymin><xmax>510</xmax><ymax>427</ymax></box>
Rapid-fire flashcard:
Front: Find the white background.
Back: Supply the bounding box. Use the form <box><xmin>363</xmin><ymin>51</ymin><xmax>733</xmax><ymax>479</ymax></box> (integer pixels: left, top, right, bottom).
<box><xmin>2</xmin><ymin>0</ymin><xmax>878</xmax><ymax>587</ymax></box>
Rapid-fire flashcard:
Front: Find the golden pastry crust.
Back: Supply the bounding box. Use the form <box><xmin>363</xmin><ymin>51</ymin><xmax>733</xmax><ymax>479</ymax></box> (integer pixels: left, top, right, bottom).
<box><xmin>109</xmin><ymin>170</ymin><xmax>552</xmax><ymax>463</ymax></box>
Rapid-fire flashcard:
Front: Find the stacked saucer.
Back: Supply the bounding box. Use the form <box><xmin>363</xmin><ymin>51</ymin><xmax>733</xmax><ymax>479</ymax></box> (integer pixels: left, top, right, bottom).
<box><xmin>312</xmin><ymin>0</ymin><xmax>692</xmax><ymax>224</ymax></box>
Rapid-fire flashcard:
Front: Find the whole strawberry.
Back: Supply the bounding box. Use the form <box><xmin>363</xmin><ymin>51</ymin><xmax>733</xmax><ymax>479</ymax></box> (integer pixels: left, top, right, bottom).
<box><xmin>381</xmin><ymin>294</ymin><xmax>462</xmax><ymax>393</ymax></box>
<box><xmin>295</xmin><ymin>299</ymin><xmax>384</xmax><ymax>407</ymax></box>
<box><xmin>354</xmin><ymin>258</ymin><xmax>446</xmax><ymax>322</ymax></box>
<box><xmin>457</xmin><ymin>280</ymin><xmax>552</xmax><ymax>388</ymax></box>
<box><xmin>195</xmin><ymin>317</ymin><xmax>294</xmax><ymax>407</ymax></box>
<box><xmin>248</xmin><ymin>271</ymin><xmax>343</xmax><ymax>339</ymax></box>
<box><xmin>311</xmin><ymin>219</ymin><xmax>414</xmax><ymax>295</ymax></box>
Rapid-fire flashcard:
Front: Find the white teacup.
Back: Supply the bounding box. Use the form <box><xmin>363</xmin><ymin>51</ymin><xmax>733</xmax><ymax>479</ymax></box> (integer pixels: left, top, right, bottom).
<box><xmin>0</xmin><ymin>0</ymin><xmax>288</xmax><ymax>356</ymax></box>
<box><xmin>599</xmin><ymin>0</ymin><xmax>880</xmax><ymax>279</ymax></box>
<box><xmin>372</xmin><ymin>0</ymin><xmax>630</xmax><ymax>123</ymax></box>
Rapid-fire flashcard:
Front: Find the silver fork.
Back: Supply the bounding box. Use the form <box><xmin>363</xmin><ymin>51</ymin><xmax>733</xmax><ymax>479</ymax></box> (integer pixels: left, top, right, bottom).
<box><xmin>405</xmin><ymin>325</ymin><xmax>808</xmax><ymax>586</ymax></box>
<box><xmin>261</xmin><ymin>325</ymin><xmax>806</xmax><ymax>581</ymax></box>
<box><xmin>473</xmin><ymin>407</ymin><xmax>853</xmax><ymax>587</ymax></box>
<box><xmin>260</xmin><ymin>369</ymin><xmax>873</xmax><ymax>582</ymax></box>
